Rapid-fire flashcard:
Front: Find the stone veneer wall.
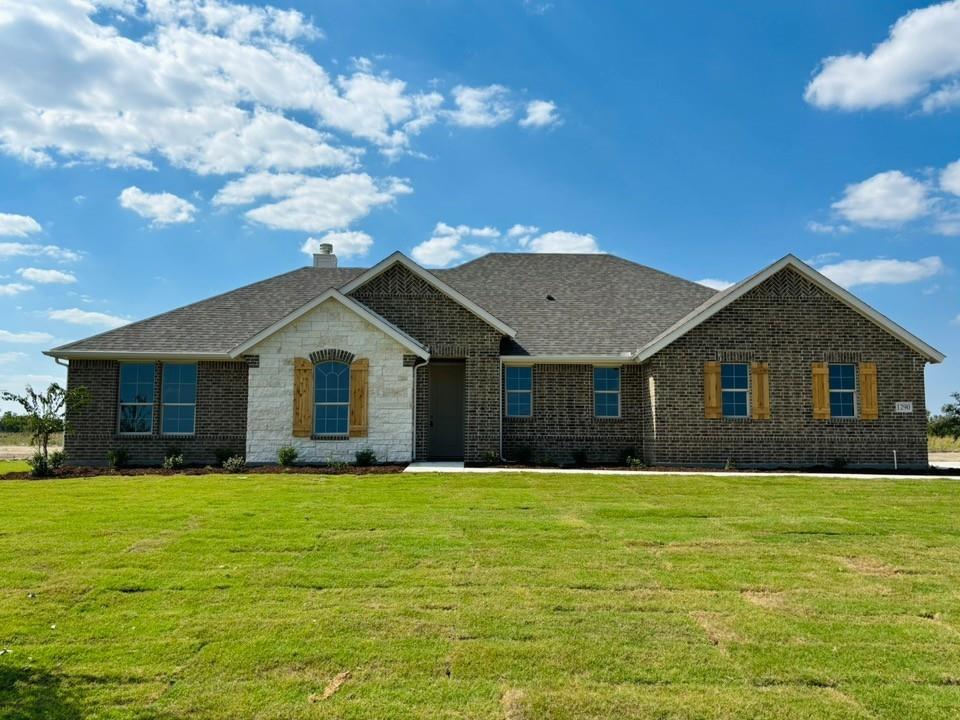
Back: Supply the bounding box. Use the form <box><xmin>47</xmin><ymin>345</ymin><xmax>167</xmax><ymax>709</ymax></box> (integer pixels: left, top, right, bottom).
<box><xmin>64</xmin><ymin>359</ymin><xmax>247</xmax><ymax>466</ymax></box>
<box><xmin>502</xmin><ymin>363</ymin><xmax>642</xmax><ymax>464</ymax></box>
<box><xmin>349</xmin><ymin>263</ymin><xmax>503</xmax><ymax>461</ymax></box>
<box><xmin>642</xmin><ymin>267</ymin><xmax>929</xmax><ymax>468</ymax></box>
<box><xmin>244</xmin><ymin>297</ymin><xmax>414</xmax><ymax>463</ymax></box>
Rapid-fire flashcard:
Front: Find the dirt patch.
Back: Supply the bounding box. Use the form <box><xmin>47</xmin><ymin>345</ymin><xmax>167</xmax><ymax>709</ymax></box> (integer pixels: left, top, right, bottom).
<box><xmin>1</xmin><ymin>464</ymin><xmax>407</xmax><ymax>480</ymax></box>
<box><xmin>741</xmin><ymin>589</ymin><xmax>788</xmax><ymax>610</ymax></box>
<box><xmin>839</xmin><ymin>556</ymin><xmax>903</xmax><ymax>577</ymax></box>
<box><xmin>557</xmin><ymin>513</ymin><xmax>589</xmax><ymax>528</ymax></box>
<box><xmin>501</xmin><ymin>688</ymin><xmax>528</xmax><ymax>720</ymax></box>
<box><xmin>690</xmin><ymin>611</ymin><xmax>739</xmax><ymax>647</ymax></box>
<box><xmin>0</xmin><ymin>444</ymin><xmax>62</xmax><ymax>460</ymax></box>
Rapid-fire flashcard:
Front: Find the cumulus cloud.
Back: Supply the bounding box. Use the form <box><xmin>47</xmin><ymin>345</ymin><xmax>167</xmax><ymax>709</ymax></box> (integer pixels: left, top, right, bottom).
<box><xmin>16</xmin><ymin>267</ymin><xmax>77</xmax><ymax>284</ymax></box>
<box><xmin>411</xmin><ymin>222</ymin><xmax>601</xmax><ymax>267</ymax></box>
<box><xmin>0</xmin><ymin>329</ymin><xmax>53</xmax><ymax>343</ymax></box>
<box><xmin>696</xmin><ymin>278</ymin><xmax>735</xmax><ymax>291</ymax></box>
<box><xmin>817</xmin><ymin>256</ymin><xmax>945</xmax><ymax>288</ymax></box>
<box><xmin>519</xmin><ymin>100</ymin><xmax>561</xmax><ymax>128</ymax></box>
<box><xmin>831</xmin><ymin>171</ymin><xmax>930</xmax><ymax>227</ymax></box>
<box><xmin>215</xmin><ymin>172</ymin><xmax>411</xmax><ymax>233</ymax></box>
<box><xmin>0</xmin><ymin>283</ymin><xmax>32</xmax><ymax>297</ymax></box>
<box><xmin>47</xmin><ymin>308</ymin><xmax>129</xmax><ymax>329</ymax></box>
<box><xmin>302</xmin><ymin>231</ymin><xmax>374</xmax><ymax>259</ymax></box>
<box><xmin>807</xmin><ymin>220</ymin><xmax>851</xmax><ymax>235</ymax></box>
<box><xmin>119</xmin><ymin>187</ymin><xmax>197</xmax><ymax>226</ymax></box>
<box><xmin>0</xmin><ymin>242</ymin><xmax>81</xmax><ymax>262</ymax></box>
<box><xmin>941</xmin><ymin>160</ymin><xmax>960</xmax><ymax>196</ymax></box>
<box><xmin>0</xmin><ymin>351</ymin><xmax>28</xmax><ymax>365</ymax></box>
<box><xmin>446</xmin><ymin>85</ymin><xmax>513</xmax><ymax>127</ymax></box>
<box><xmin>805</xmin><ymin>1</ymin><xmax>960</xmax><ymax>112</ymax></box>
<box><xmin>0</xmin><ymin>213</ymin><xmax>41</xmax><ymax>237</ymax></box>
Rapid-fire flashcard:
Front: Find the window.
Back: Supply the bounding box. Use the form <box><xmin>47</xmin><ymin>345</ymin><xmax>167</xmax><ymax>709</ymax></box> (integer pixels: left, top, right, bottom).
<box><xmin>162</xmin><ymin>363</ymin><xmax>197</xmax><ymax>434</ymax></box>
<box><xmin>118</xmin><ymin>362</ymin><xmax>154</xmax><ymax>433</ymax></box>
<box><xmin>314</xmin><ymin>361</ymin><xmax>350</xmax><ymax>435</ymax></box>
<box><xmin>721</xmin><ymin>363</ymin><xmax>749</xmax><ymax>418</ymax></box>
<box><xmin>829</xmin><ymin>364</ymin><xmax>856</xmax><ymax>418</ymax></box>
<box><xmin>505</xmin><ymin>366</ymin><xmax>532</xmax><ymax>417</ymax></box>
<box><xmin>594</xmin><ymin>367</ymin><xmax>620</xmax><ymax>417</ymax></box>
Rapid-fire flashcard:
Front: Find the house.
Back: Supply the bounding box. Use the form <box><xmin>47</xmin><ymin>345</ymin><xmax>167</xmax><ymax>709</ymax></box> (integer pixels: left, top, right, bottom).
<box><xmin>46</xmin><ymin>246</ymin><xmax>944</xmax><ymax>469</ymax></box>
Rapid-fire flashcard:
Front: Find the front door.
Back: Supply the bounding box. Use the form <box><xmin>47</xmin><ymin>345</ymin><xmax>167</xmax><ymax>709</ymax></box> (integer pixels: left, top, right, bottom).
<box><xmin>429</xmin><ymin>362</ymin><xmax>465</xmax><ymax>459</ymax></box>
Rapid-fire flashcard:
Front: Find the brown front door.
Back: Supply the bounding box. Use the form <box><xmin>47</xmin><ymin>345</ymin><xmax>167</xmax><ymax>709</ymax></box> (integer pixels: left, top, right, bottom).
<box><xmin>429</xmin><ymin>362</ymin><xmax>465</xmax><ymax>459</ymax></box>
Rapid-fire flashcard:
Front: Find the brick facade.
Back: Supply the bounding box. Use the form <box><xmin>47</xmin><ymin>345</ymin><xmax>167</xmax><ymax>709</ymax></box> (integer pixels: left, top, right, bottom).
<box><xmin>64</xmin><ymin>359</ymin><xmax>248</xmax><ymax>466</ymax></box>
<box><xmin>641</xmin><ymin>267</ymin><xmax>929</xmax><ymax>468</ymax></box>
<box><xmin>502</xmin><ymin>363</ymin><xmax>642</xmax><ymax>464</ymax></box>
<box><xmin>349</xmin><ymin>263</ymin><xmax>504</xmax><ymax>461</ymax></box>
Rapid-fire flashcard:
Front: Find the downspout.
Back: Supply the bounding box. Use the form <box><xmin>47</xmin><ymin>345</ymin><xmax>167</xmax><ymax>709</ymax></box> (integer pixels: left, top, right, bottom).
<box><xmin>411</xmin><ymin>357</ymin><xmax>430</xmax><ymax>462</ymax></box>
<box><xmin>499</xmin><ymin>357</ymin><xmax>504</xmax><ymax>461</ymax></box>
<box><xmin>55</xmin><ymin>357</ymin><xmax>69</xmax><ymax>369</ymax></box>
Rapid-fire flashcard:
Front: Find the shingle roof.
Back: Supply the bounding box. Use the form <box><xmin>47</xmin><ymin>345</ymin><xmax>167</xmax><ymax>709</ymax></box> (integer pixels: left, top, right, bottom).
<box><xmin>48</xmin><ymin>253</ymin><xmax>716</xmax><ymax>357</ymax></box>
<box><xmin>436</xmin><ymin>253</ymin><xmax>716</xmax><ymax>354</ymax></box>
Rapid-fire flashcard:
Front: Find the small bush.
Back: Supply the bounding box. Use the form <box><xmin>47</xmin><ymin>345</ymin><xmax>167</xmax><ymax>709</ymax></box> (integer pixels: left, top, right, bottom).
<box><xmin>619</xmin><ymin>447</ymin><xmax>639</xmax><ymax>466</ymax></box>
<box><xmin>626</xmin><ymin>455</ymin><xmax>646</xmax><ymax>469</ymax></box>
<box><xmin>48</xmin><ymin>450</ymin><xmax>66</xmax><ymax>470</ymax></box>
<box><xmin>222</xmin><ymin>455</ymin><xmax>246</xmax><ymax>473</ymax></box>
<box><xmin>724</xmin><ymin>457</ymin><xmax>736</xmax><ymax>471</ymax></box>
<box><xmin>571</xmin><ymin>448</ymin><xmax>589</xmax><ymax>467</ymax></box>
<box><xmin>107</xmin><ymin>448</ymin><xmax>129</xmax><ymax>469</ymax></box>
<box><xmin>354</xmin><ymin>448</ymin><xmax>377</xmax><ymax>467</ymax></box>
<box><xmin>277</xmin><ymin>446</ymin><xmax>298</xmax><ymax>466</ymax></box>
<box><xmin>27</xmin><ymin>452</ymin><xmax>50</xmax><ymax>478</ymax></box>
<box><xmin>326</xmin><ymin>455</ymin><xmax>349</xmax><ymax>472</ymax></box>
<box><xmin>213</xmin><ymin>448</ymin><xmax>234</xmax><ymax>466</ymax></box>
<box><xmin>479</xmin><ymin>449</ymin><xmax>499</xmax><ymax>465</ymax></box>
<box><xmin>511</xmin><ymin>445</ymin><xmax>533</xmax><ymax>464</ymax></box>
<box><xmin>162</xmin><ymin>453</ymin><xmax>184</xmax><ymax>470</ymax></box>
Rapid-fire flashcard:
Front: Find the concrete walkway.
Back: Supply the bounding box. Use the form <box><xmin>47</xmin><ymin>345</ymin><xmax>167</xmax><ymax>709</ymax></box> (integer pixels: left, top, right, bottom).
<box><xmin>404</xmin><ymin>461</ymin><xmax>958</xmax><ymax>480</ymax></box>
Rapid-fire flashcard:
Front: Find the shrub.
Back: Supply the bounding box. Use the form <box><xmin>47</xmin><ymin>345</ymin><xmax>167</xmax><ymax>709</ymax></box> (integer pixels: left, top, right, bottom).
<box><xmin>106</xmin><ymin>448</ymin><xmax>129</xmax><ymax>469</ymax></box>
<box><xmin>479</xmin><ymin>449</ymin><xmax>499</xmax><ymax>465</ymax></box>
<box><xmin>511</xmin><ymin>445</ymin><xmax>533</xmax><ymax>464</ymax></box>
<box><xmin>571</xmin><ymin>448</ymin><xmax>589</xmax><ymax>467</ymax></box>
<box><xmin>723</xmin><ymin>457</ymin><xmax>736</xmax><ymax>471</ymax></box>
<box><xmin>619</xmin><ymin>447</ymin><xmax>639</xmax><ymax>465</ymax></box>
<box><xmin>27</xmin><ymin>451</ymin><xmax>50</xmax><ymax>478</ymax></box>
<box><xmin>626</xmin><ymin>455</ymin><xmax>645</xmax><ymax>469</ymax></box>
<box><xmin>48</xmin><ymin>450</ymin><xmax>66</xmax><ymax>470</ymax></box>
<box><xmin>277</xmin><ymin>446</ymin><xmax>298</xmax><ymax>466</ymax></box>
<box><xmin>213</xmin><ymin>448</ymin><xmax>235</xmax><ymax>466</ymax></box>
<box><xmin>354</xmin><ymin>448</ymin><xmax>377</xmax><ymax>467</ymax></box>
<box><xmin>162</xmin><ymin>453</ymin><xmax>184</xmax><ymax>470</ymax></box>
<box><xmin>222</xmin><ymin>455</ymin><xmax>246</xmax><ymax>473</ymax></box>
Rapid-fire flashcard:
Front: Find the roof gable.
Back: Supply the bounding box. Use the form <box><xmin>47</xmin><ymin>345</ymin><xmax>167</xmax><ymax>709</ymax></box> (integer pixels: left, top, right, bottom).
<box><xmin>338</xmin><ymin>252</ymin><xmax>517</xmax><ymax>337</ymax></box>
<box><xmin>635</xmin><ymin>255</ymin><xmax>945</xmax><ymax>364</ymax></box>
<box><xmin>229</xmin><ymin>288</ymin><xmax>429</xmax><ymax>359</ymax></box>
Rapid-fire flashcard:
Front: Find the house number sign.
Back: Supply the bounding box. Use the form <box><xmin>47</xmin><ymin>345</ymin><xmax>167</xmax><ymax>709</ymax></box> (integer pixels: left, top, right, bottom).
<box><xmin>894</xmin><ymin>401</ymin><xmax>913</xmax><ymax>413</ymax></box>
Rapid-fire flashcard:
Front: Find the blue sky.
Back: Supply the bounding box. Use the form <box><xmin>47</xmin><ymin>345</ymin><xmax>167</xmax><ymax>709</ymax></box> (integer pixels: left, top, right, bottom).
<box><xmin>1</xmin><ymin>0</ymin><xmax>958</xmax><ymax>412</ymax></box>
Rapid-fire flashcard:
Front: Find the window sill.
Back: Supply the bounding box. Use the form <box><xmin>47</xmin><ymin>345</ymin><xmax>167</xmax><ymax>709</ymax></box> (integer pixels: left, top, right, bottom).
<box><xmin>311</xmin><ymin>435</ymin><xmax>350</xmax><ymax>441</ymax></box>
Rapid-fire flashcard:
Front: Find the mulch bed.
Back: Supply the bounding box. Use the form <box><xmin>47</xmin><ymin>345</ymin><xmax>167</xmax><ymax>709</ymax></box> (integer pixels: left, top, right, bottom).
<box><xmin>1</xmin><ymin>464</ymin><xmax>408</xmax><ymax>480</ymax></box>
<box><xmin>468</xmin><ymin>463</ymin><xmax>960</xmax><ymax>476</ymax></box>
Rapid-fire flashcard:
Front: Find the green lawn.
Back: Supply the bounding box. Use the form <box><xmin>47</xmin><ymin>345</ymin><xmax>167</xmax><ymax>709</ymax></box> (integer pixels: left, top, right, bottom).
<box><xmin>1</xmin><ymin>472</ymin><xmax>959</xmax><ymax>719</ymax></box>
<box><xmin>0</xmin><ymin>460</ymin><xmax>29</xmax><ymax>476</ymax></box>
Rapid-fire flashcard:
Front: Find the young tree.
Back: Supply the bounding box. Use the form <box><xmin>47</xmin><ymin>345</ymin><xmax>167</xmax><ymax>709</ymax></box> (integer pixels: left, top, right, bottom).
<box><xmin>929</xmin><ymin>392</ymin><xmax>960</xmax><ymax>439</ymax></box>
<box><xmin>1</xmin><ymin>383</ymin><xmax>89</xmax><ymax>463</ymax></box>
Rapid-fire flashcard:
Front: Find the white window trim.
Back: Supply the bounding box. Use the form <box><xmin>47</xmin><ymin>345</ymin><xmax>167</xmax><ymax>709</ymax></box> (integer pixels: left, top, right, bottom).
<box><xmin>593</xmin><ymin>366</ymin><xmax>621</xmax><ymax>419</ymax></box>
<box><xmin>721</xmin><ymin>363</ymin><xmax>751</xmax><ymax>419</ymax></box>
<box><xmin>504</xmin><ymin>366</ymin><xmax>533</xmax><ymax>418</ymax></box>
<box><xmin>828</xmin><ymin>363</ymin><xmax>858</xmax><ymax>419</ymax></box>
<box><xmin>314</xmin><ymin>361</ymin><xmax>351</xmax><ymax>437</ymax></box>
<box><xmin>117</xmin><ymin>362</ymin><xmax>154</xmax><ymax>436</ymax></box>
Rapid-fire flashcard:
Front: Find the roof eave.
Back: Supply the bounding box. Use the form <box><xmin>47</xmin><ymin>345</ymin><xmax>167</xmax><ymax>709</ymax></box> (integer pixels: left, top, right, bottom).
<box><xmin>43</xmin><ymin>349</ymin><xmax>234</xmax><ymax>361</ymax></box>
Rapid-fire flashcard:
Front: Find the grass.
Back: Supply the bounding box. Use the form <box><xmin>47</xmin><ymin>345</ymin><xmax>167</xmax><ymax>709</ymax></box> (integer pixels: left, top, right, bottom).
<box><xmin>929</xmin><ymin>435</ymin><xmax>960</xmax><ymax>453</ymax></box>
<box><xmin>0</xmin><ymin>431</ymin><xmax>63</xmax><ymax>447</ymax></box>
<box><xmin>0</xmin><ymin>460</ymin><xmax>29</xmax><ymax>476</ymax></box>
<box><xmin>1</xmin><ymin>472</ymin><xmax>960</xmax><ymax>719</ymax></box>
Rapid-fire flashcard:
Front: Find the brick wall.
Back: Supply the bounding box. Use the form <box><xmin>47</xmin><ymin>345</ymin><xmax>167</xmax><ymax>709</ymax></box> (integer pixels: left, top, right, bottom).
<box><xmin>502</xmin><ymin>363</ymin><xmax>642</xmax><ymax>464</ymax></box>
<box><xmin>65</xmin><ymin>360</ymin><xmax>248</xmax><ymax>466</ymax></box>
<box><xmin>642</xmin><ymin>267</ymin><xmax>929</xmax><ymax>468</ymax></box>
<box><xmin>349</xmin><ymin>263</ymin><xmax>503</xmax><ymax>461</ymax></box>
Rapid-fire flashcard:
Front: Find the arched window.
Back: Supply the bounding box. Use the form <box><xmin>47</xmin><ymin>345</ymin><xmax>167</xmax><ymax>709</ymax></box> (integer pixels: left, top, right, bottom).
<box><xmin>314</xmin><ymin>361</ymin><xmax>350</xmax><ymax>435</ymax></box>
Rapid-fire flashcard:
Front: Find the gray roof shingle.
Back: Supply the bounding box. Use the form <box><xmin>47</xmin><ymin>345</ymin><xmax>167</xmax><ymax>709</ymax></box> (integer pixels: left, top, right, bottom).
<box><xmin>49</xmin><ymin>254</ymin><xmax>715</xmax><ymax>357</ymax></box>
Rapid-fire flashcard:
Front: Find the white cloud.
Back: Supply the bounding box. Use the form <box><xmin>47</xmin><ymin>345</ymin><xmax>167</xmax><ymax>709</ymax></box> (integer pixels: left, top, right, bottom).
<box><xmin>507</xmin><ymin>224</ymin><xmax>538</xmax><ymax>237</ymax></box>
<box><xmin>525</xmin><ymin>231</ymin><xmax>600</xmax><ymax>253</ymax></box>
<box><xmin>138</xmin><ymin>0</ymin><xmax>321</xmax><ymax>41</ymax></box>
<box><xmin>119</xmin><ymin>186</ymin><xmax>197</xmax><ymax>225</ymax></box>
<box><xmin>807</xmin><ymin>220</ymin><xmax>851</xmax><ymax>235</ymax></box>
<box><xmin>301</xmin><ymin>231</ymin><xmax>373</xmax><ymax>259</ymax></box>
<box><xmin>47</xmin><ymin>308</ymin><xmax>129</xmax><ymax>329</ymax></box>
<box><xmin>215</xmin><ymin>172</ymin><xmax>411</xmax><ymax>233</ymax></box>
<box><xmin>805</xmin><ymin>1</ymin><xmax>960</xmax><ymax>111</ymax></box>
<box><xmin>16</xmin><ymin>268</ymin><xmax>77</xmax><ymax>284</ymax></box>
<box><xmin>935</xmin><ymin>212</ymin><xmax>960</xmax><ymax>236</ymax></box>
<box><xmin>696</xmin><ymin>278</ymin><xmax>735</xmax><ymax>291</ymax></box>
<box><xmin>0</xmin><ymin>329</ymin><xmax>53</xmax><ymax>343</ymax></box>
<box><xmin>446</xmin><ymin>85</ymin><xmax>513</xmax><ymax>127</ymax></box>
<box><xmin>0</xmin><ymin>213</ymin><xmax>41</xmax><ymax>237</ymax></box>
<box><xmin>411</xmin><ymin>222</ymin><xmax>500</xmax><ymax>267</ymax></box>
<box><xmin>0</xmin><ymin>283</ymin><xmax>32</xmax><ymax>297</ymax></box>
<box><xmin>519</xmin><ymin>100</ymin><xmax>561</xmax><ymax>128</ymax></box>
<box><xmin>0</xmin><ymin>242</ymin><xmax>81</xmax><ymax>262</ymax></box>
<box><xmin>0</xmin><ymin>351</ymin><xmax>27</xmax><ymax>365</ymax></box>
<box><xmin>831</xmin><ymin>171</ymin><xmax>930</xmax><ymax>227</ymax></box>
<box><xmin>953</xmin><ymin>314</ymin><xmax>960</xmax><ymax>326</ymax></box>
<box><xmin>817</xmin><ymin>256</ymin><xmax>945</xmax><ymax>287</ymax></box>
<box><xmin>941</xmin><ymin>160</ymin><xmax>960</xmax><ymax>196</ymax></box>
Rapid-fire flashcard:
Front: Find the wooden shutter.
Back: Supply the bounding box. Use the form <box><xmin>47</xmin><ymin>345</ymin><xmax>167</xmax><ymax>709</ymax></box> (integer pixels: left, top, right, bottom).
<box><xmin>812</xmin><ymin>362</ymin><xmax>830</xmax><ymax>420</ymax></box>
<box><xmin>349</xmin><ymin>358</ymin><xmax>369</xmax><ymax>438</ymax></box>
<box><xmin>859</xmin><ymin>362</ymin><xmax>878</xmax><ymax>420</ymax></box>
<box><xmin>292</xmin><ymin>357</ymin><xmax>313</xmax><ymax>437</ymax></box>
<box><xmin>751</xmin><ymin>362</ymin><xmax>770</xmax><ymax>420</ymax></box>
<box><xmin>704</xmin><ymin>361</ymin><xmax>721</xmax><ymax>419</ymax></box>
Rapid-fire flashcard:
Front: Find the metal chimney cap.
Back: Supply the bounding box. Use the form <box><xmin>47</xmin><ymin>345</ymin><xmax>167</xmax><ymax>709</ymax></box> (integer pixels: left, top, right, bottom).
<box><xmin>318</xmin><ymin>242</ymin><xmax>333</xmax><ymax>254</ymax></box>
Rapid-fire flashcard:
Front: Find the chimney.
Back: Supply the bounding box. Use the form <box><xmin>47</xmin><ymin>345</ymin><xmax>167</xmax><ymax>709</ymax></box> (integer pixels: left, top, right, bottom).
<box><xmin>312</xmin><ymin>242</ymin><xmax>337</xmax><ymax>268</ymax></box>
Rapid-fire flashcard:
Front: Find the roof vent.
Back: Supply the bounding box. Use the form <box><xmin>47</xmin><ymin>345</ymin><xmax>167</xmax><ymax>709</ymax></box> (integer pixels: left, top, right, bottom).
<box><xmin>313</xmin><ymin>243</ymin><xmax>337</xmax><ymax>269</ymax></box>
<box><xmin>545</xmin><ymin>294</ymin><xmax>556</xmax><ymax>301</ymax></box>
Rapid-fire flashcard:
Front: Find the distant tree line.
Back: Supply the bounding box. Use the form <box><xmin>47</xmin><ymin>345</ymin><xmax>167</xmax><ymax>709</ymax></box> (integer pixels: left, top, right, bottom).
<box><xmin>928</xmin><ymin>392</ymin><xmax>960</xmax><ymax>439</ymax></box>
<box><xmin>0</xmin><ymin>410</ymin><xmax>64</xmax><ymax>433</ymax></box>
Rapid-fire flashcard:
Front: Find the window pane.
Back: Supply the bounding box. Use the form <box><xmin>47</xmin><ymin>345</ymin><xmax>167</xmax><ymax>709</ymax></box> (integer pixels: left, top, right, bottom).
<box><xmin>830</xmin><ymin>391</ymin><xmax>855</xmax><ymax>417</ymax></box>
<box><xmin>829</xmin><ymin>364</ymin><xmax>855</xmax><ymax>391</ymax></box>
<box><xmin>595</xmin><ymin>393</ymin><xmax>619</xmax><ymax>417</ymax></box>
<box><xmin>506</xmin><ymin>367</ymin><xmax>531</xmax><ymax>391</ymax></box>
<box><xmin>507</xmin><ymin>392</ymin><xmax>530</xmax><ymax>417</ymax></box>
<box><xmin>315</xmin><ymin>362</ymin><xmax>350</xmax><ymax>403</ymax></box>
<box><xmin>119</xmin><ymin>404</ymin><xmax>152</xmax><ymax>433</ymax></box>
<box><xmin>120</xmin><ymin>363</ymin><xmax>153</xmax><ymax>402</ymax></box>
<box><xmin>594</xmin><ymin>367</ymin><xmax>620</xmax><ymax>392</ymax></box>
<box><xmin>314</xmin><ymin>403</ymin><xmax>348</xmax><ymax>435</ymax></box>
<box><xmin>721</xmin><ymin>363</ymin><xmax>748</xmax><ymax>390</ymax></box>
<box><xmin>722</xmin><ymin>390</ymin><xmax>748</xmax><ymax>417</ymax></box>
